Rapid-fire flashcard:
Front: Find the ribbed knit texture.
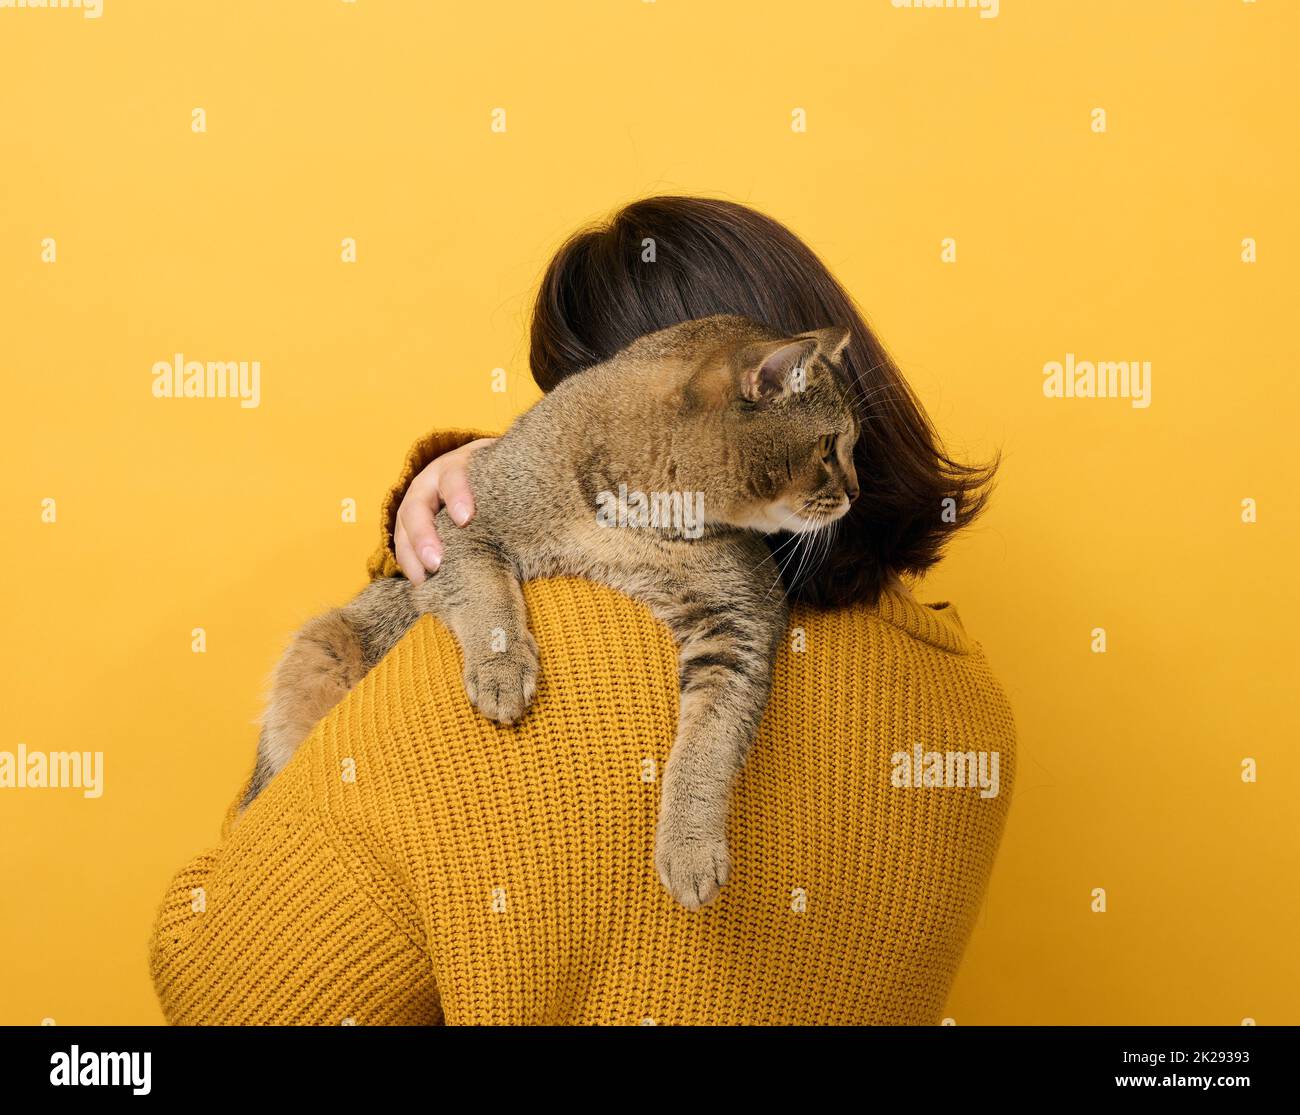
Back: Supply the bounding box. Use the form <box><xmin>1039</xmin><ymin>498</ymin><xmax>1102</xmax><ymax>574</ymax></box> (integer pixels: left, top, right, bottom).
<box><xmin>149</xmin><ymin>431</ymin><xmax>1016</xmax><ymax>1025</ymax></box>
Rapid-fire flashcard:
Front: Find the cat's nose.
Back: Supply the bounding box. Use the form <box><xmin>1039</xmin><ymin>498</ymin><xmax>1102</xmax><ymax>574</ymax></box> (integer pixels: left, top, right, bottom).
<box><xmin>845</xmin><ymin>483</ymin><xmax>859</xmax><ymax>503</ymax></box>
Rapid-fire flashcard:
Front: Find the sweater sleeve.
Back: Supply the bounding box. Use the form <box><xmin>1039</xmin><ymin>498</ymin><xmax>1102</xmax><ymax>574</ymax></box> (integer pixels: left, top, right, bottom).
<box><xmin>150</xmin><ymin>427</ymin><xmax>495</xmax><ymax>1024</ymax></box>
<box><xmin>365</xmin><ymin>428</ymin><xmax>497</xmax><ymax>582</ymax></box>
<box><xmin>148</xmin><ymin>751</ymin><xmax>441</xmax><ymax>1025</ymax></box>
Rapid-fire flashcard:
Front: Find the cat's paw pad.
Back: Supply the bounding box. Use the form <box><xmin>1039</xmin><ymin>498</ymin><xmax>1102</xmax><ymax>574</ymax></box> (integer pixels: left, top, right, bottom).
<box><xmin>655</xmin><ymin>833</ymin><xmax>730</xmax><ymax>911</ymax></box>
<box><xmin>463</xmin><ymin>638</ymin><xmax>538</xmax><ymax>725</ymax></box>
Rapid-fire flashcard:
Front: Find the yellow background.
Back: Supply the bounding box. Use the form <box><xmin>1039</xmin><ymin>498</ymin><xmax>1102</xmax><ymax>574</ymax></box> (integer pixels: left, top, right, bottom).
<box><xmin>1</xmin><ymin>0</ymin><xmax>1296</xmax><ymax>1025</ymax></box>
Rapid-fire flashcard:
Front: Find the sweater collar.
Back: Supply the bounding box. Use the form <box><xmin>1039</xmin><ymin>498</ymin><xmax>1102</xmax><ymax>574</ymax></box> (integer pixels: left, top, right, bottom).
<box><xmin>869</xmin><ymin>587</ymin><xmax>972</xmax><ymax>655</ymax></box>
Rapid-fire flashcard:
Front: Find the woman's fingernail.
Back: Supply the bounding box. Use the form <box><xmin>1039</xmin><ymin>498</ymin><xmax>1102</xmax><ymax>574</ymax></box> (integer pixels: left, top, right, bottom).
<box><xmin>449</xmin><ymin>501</ymin><xmax>471</xmax><ymax>526</ymax></box>
<box><xmin>420</xmin><ymin>547</ymin><xmax>441</xmax><ymax>571</ymax></box>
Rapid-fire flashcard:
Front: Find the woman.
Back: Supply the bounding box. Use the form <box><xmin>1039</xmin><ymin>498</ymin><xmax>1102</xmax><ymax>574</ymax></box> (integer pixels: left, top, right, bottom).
<box><xmin>150</xmin><ymin>197</ymin><xmax>1014</xmax><ymax>1025</ymax></box>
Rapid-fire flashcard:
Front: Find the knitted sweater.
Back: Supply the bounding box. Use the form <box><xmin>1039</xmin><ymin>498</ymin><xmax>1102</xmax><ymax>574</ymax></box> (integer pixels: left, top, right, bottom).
<box><xmin>149</xmin><ymin>430</ymin><xmax>1016</xmax><ymax>1025</ymax></box>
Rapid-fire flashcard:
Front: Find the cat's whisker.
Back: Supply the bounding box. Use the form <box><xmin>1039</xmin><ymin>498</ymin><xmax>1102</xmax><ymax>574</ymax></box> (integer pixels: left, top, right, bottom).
<box><xmin>755</xmin><ymin>542</ymin><xmax>800</xmax><ymax>595</ymax></box>
<box><xmin>792</xmin><ymin>530</ymin><xmax>832</xmax><ymax>599</ymax></box>
<box><xmin>753</xmin><ymin>517</ymin><xmax>823</xmax><ymax>583</ymax></box>
<box><xmin>769</xmin><ymin>515</ymin><xmax>832</xmax><ymax>602</ymax></box>
<box><xmin>785</xmin><ymin>536</ymin><xmax>816</xmax><ymax>598</ymax></box>
<box><xmin>759</xmin><ymin>520</ymin><xmax>823</xmax><ymax>598</ymax></box>
<box><xmin>740</xmin><ymin>504</ymin><xmax>817</xmax><ymax>583</ymax></box>
<box><xmin>765</xmin><ymin>527</ymin><xmax>809</xmax><ymax>563</ymax></box>
<box><xmin>778</xmin><ymin>514</ymin><xmax>842</xmax><ymax>600</ymax></box>
<box><xmin>848</xmin><ymin>364</ymin><xmax>907</xmax><ymax>401</ymax></box>
<box><xmin>848</xmin><ymin>375</ymin><xmax>912</xmax><ymax>423</ymax></box>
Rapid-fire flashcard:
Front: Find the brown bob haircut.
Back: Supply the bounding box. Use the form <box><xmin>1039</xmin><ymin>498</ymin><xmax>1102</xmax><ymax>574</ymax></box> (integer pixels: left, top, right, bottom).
<box><xmin>528</xmin><ymin>196</ymin><xmax>996</xmax><ymax>608</ymax></box>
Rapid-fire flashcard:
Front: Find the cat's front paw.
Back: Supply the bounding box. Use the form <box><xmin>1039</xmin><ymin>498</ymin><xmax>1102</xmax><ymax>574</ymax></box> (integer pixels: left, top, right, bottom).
<box><xmin>655</xmin><ymin>830</ymin><xmax>730</xmax><ymax>911</ymax></box>
<box><xmin>463</xmin><ymin>635</ymin><xmax>539</xmax><ymax>725</ymax></box>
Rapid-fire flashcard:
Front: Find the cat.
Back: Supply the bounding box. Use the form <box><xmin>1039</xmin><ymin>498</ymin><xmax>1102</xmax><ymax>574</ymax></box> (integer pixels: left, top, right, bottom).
<box><xmin>242</xmin><ymin>314</ymin><xmax>860</xmax><ymax>909</ymax></box>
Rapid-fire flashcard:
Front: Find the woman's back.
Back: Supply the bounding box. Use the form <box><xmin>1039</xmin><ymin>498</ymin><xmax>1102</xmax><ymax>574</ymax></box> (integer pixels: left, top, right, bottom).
<box><xmin>151</xmin><ymin>578</ymin><xmax>1014</xmax><ymax>1025</ymax></box>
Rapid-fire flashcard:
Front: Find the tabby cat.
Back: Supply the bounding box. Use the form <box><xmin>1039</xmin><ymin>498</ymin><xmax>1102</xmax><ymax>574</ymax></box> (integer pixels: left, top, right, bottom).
<box><xmin>243</xmin><ymin>314</ymin><xmax>860</xmax><ymax>909</ymax></box>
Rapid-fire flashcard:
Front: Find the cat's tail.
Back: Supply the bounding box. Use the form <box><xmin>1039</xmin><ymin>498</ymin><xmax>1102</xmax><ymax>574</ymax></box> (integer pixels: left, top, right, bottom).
<box><xmin>240</xmin><ymin>577</ymin><xmax>420</xmax><ymax>811</ymax></box>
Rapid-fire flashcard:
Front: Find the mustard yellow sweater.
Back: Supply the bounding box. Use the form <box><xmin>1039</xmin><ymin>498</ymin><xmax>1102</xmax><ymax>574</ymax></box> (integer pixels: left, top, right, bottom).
<box><xmin>149</xmin><ymin>430</ymin><xmax>1016</xmax><ymax>1025</ymax></box>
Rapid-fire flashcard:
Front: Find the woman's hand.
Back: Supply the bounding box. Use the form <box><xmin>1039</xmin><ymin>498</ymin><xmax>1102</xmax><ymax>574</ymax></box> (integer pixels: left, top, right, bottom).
<box><xmin>394</xmin><ymin>438</ymin><xmax>496</xmax><ymax>583</ymax></box>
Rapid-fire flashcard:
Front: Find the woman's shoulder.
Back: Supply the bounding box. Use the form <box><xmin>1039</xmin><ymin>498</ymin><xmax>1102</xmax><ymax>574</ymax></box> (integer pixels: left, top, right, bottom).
<box><xmin>313</xmin><ymin>573</ymin><xmax>1013</xmax><ymax>836</ymax></box>
<box><xmin>457</xmin><ymin>575</ymin><xmax>982</xmax><ymax>660</ymax></box>
<box><xmin>363</xmin><ymin>575</ymin><xmax>1009</xmax><ymax>747</ymax></box>
<box><xmin>794</xmin><ymin>585</ymin><xmax>975</xmax><ymax>657</ymax></box>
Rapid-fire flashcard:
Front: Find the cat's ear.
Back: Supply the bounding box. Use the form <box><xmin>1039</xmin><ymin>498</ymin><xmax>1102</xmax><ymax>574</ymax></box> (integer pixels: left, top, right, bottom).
<box><xmin>805</xmin><ymin>326</ymin><xmax>851</xmax><ymax>364</ymax></box>
<box><xmin>739</xmin><ymin>338</ymin><xmax>817</xmax><ymax>402</ymax></box>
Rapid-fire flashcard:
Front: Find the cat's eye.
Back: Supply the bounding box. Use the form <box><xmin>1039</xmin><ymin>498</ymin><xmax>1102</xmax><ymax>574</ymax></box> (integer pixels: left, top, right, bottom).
<box><xmin>817</xmin><ymin>434</ymin><xmax>837</xmax><ymax>461</ymax></box>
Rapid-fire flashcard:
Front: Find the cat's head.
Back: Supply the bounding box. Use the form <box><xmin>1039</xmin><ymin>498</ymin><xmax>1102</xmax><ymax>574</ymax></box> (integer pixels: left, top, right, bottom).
<box><xmin>683</xmin><ymin>317</ymin><xmax>860</xmax><ymax>535</ymax></box>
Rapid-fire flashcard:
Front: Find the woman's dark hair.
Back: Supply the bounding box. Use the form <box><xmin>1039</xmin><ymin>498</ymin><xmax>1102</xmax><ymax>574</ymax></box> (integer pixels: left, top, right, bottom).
<box><xmin>529</xmin><ymin>195</ymin><xmax>997</xmax><ymax>608</ymax></box>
